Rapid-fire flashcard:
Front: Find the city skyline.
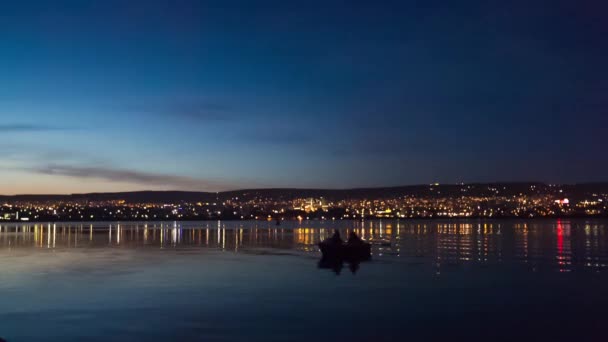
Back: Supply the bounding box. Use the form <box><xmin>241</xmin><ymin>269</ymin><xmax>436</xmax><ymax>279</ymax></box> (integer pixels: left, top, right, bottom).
<box><xmin>2</xmin><ymin>1</ymin><xmax>607</xmax><ymax>194</ymax></box>
<box><xmin>1</xmin><ymin>182</ymin><xmax>607</xmax><ymax>222</ymax></box>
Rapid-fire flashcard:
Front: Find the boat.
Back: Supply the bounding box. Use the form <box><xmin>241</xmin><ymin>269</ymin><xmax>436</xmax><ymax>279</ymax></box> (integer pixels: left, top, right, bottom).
<box><xmin>318</xmin><ymin>239</ymin><xmax>345</xmax><ymax>259</ymax></box>
<box><xmin>318</xmin><ymin>232</ymin><xmax>371</xmax><ymax>261</ymax></box>
<box><xmin>343</xmin><ymin>240</ymin><xmax>372</xmax><ymax>261</ymax></box>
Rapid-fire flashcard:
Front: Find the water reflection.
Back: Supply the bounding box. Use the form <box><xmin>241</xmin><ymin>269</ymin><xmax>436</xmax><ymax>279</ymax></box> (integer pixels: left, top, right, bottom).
<box><xmin>0</xmin><ymin>220</ymin><xmax>606</xmax><ymax>273</ymax></box>
<box><xmin>318</xmin><ymin>254</ymin><xmax>367</xmax><ymax>275</ymax></box>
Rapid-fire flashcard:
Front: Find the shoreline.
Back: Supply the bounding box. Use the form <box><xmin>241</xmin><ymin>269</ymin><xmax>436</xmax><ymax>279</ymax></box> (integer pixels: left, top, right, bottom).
<box><xmin>1</xmin><ymin>216</ymin><xmax>607</xmax><ymax>224</ymax></box>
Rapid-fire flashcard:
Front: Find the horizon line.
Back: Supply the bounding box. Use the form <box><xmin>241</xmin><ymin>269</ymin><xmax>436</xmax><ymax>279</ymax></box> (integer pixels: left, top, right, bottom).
<box><xmin>1</xmin><ymin>181</ymin><xmax>608</xmax><ymax>197</ymax></box>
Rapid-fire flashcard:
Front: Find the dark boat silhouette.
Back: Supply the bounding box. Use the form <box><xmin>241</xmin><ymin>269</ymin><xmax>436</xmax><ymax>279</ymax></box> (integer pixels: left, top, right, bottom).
<box><xmin>318</xmin><ymin>231</ymin><xmax>371</xmax><ymax>262</ymax></box>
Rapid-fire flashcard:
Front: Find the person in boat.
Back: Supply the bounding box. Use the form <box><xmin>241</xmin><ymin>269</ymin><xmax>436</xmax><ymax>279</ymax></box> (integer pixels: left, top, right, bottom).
<box><xmin>329</xmin><ymin>230</ymin><xmax>343</xmax><ymax>244</ymax></box>
<box><xmin>347</xmin><ymin>231</ymin><xmax>363</xmax><ymax>245</ymax></box>
<box><xmin>345</xmin><ymin>231</ymin><xmax>371</xmax><ymax>261</ymax></box>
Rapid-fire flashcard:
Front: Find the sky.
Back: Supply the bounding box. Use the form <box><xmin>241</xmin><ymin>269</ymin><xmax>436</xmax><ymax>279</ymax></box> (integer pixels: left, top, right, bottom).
<box><xmin>1</xmin><ymin>0</ymin><xmax>607</xmax><ymax>194</ymax></box>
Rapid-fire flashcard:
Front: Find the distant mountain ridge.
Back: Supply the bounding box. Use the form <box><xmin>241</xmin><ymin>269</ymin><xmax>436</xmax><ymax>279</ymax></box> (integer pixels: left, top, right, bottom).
<box><xmin>2</xmin><ymin>182</ymin><xmax>608</xmax><ymax>203</ymax></box>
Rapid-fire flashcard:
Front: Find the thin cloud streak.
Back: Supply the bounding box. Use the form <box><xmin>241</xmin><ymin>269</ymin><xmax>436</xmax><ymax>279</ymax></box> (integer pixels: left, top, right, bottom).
<box><xmin>27</xmin><ymin>164</ymin><xmax>239</xmax><ymax>192</ymax></box>
<box><xmin>0</xmin><ymin>124</ymin><xmax>73</xmax><ymax>132</ymax></box>
<box><xmin>236</xmin><ymin>130</ymin><xmax>313</xmax><ymax>145</ymax></box>
<box><xmin>124</xmin><ymin>100</ymin><xmax>234</xmax><ymax>122</ymax></box>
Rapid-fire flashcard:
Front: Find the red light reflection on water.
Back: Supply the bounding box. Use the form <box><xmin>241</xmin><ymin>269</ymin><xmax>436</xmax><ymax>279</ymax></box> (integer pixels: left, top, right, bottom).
<box><xmin>557</xmin><ymin>220</ymin><xmax>564</xmax><ymax>256</ymax></box>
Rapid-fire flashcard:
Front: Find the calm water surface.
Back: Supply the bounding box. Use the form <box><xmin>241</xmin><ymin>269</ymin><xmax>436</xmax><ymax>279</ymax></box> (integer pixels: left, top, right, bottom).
<box><xmin>0</xmin><ymin>219</ymin><xmax>607</xmax><ymax>341</ymax></box>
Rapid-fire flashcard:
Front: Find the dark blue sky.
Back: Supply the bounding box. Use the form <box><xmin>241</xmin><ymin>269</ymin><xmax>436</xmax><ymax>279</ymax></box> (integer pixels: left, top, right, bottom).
<box><xmin>1</xmin><ymin>0</ymin><xmax>607</xmax><ymax>193</ymax></box>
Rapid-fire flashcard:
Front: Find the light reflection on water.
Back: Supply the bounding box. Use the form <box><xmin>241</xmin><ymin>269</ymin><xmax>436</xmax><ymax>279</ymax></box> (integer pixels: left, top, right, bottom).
<box><xmin>0</xmin><ymin>220</ymin><xmax>606</xmax><ymax>273</ymax></box>
<box><xmin>1</xmin><ymin>220</ymin><xmax>607</xmax><ymax>341</ymax></box>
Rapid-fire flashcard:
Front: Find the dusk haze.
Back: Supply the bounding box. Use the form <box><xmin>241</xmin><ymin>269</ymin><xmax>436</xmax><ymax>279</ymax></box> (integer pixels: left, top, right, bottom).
<box><xmin>2</xmin><ymin>1</ymin><xmax>607</xmax><ymax>195</ymax></box>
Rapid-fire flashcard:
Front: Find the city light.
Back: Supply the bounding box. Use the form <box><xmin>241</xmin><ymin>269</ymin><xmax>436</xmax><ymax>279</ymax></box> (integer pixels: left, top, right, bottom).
<box><xmin>0</xmin><ymin>184</ymin><xmax>606</xmax><ymax>222</ymax></box>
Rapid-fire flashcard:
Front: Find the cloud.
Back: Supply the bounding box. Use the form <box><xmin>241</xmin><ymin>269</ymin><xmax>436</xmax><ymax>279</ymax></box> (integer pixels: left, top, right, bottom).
<box><xmin>0</xmin><ymin>142</ymin><xmax>101</xmax><ymax>166</ymax></box>
<box><xmin>236</xmin><ymin>129</ymin><xmax>313</xmax><ymax>145</ymax></box>
<box><xmin>0</xmin><ymin>124</ymin><xmax>72</xmax><ymax>132</ymax></box>
<box><xmin>175</xmin><ymin>102</ymin><xmax>233</xmax><ymax>120</ymax></box>
<box><xmin>27</xmin><ymin>164</ymin><xmax>239</xmax><ymax>191</ymax></box>
<box><xmin>125</xmin><ymin>100</ymin><xmax>234</xmax><ymax>122</ymax></box>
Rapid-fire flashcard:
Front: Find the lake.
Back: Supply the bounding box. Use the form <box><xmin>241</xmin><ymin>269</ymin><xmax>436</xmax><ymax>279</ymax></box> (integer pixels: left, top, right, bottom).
<box><xmin>0</xmin><ymin>219</ymin><xmax>607</xmax><ymax>341</ymax></box>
